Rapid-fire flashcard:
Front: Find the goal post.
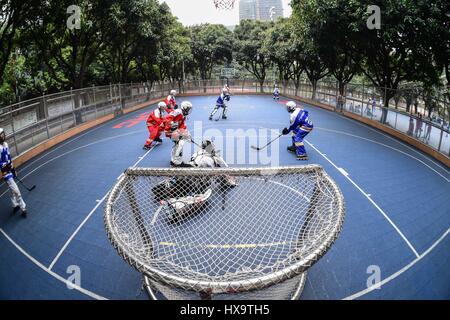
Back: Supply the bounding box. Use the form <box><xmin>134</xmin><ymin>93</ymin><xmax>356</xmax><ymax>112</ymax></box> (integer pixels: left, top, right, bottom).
<box><xmin>104</xmin><ymin>165</ymin><xmax>345</xmax><ymax>300</ymax></box>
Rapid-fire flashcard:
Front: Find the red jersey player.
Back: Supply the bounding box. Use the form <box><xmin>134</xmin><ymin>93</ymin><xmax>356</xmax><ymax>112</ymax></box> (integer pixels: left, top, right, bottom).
<box><xmin>164</xmin><ymin>89</ymin><xmax>178</xmax><ymax>112</ymax></box>
<box><xmin>164</xmin><ymin>101</ymin><xmax>193</xmax><ymax>167</ymax></box>
<box><xmin>143</xmin><ymin>102</ymin><xmax>167</xmax><ymax>150</ymax></box>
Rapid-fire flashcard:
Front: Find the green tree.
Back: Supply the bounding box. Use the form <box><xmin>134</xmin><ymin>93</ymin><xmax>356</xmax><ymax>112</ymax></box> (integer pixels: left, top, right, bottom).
<box><xmin>190</xmin><ymin>23</ymin><xmax>233</xmax><ymax>90</ymax></box>
<box><xmin>0</xmin><ymin>0</ymin><xmax>40</xmax><ymax>86</ymax></box>
<box><xmin>234</xmin><ymin>20</ymin><xmax>272</xmax><ymax>92</ymax></box>
<box><xmin>105</xmin><ymin>0</ymin><xmax>170</xmax><ymax>84</ymax></box>
<box><xmin>156</xmin><ymin>17</ymin><xmax>193</xmax><ymax>89</ymax></box>
<box><xmin>24</xmin><ymin>0</ymin><xmax>114</xmax><ymax>90</ymax></box>
<box><xmin>264</xmin><ymin>18</ymin><xmax>305</xmax><ymax>95</ymax></box>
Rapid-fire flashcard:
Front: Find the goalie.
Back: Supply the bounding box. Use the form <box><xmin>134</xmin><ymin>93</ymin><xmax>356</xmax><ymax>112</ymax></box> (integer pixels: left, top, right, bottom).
<box><xmin>152</xmin><ymin>139</ymin><xmax>236</xmax><ymax>223</ymax></box>
<box><xmin>209</xmin><ymin>88</ymin><xmax>230</xmax><ymax>120</ymax></box>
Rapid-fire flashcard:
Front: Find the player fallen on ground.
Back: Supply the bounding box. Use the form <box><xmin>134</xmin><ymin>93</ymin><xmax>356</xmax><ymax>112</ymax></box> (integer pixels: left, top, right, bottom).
<box><xmin>152</xmin><ymin>139</ymin><xmax>236</xmax><ymax>222</ymax></box>
<box><xmin>143</xmin><ymin>102</ymin><xmax>167</xmax><ymax>150</ymax></box>
<box><xmin>273</xmin><ymin>87</ymin><xmax>280</xmax><ymax>101</ymax></box>
<box><xmin>165</xmin><ymin>101</ymin><xmax>193</xmax><ymax>167</ymax></box>
<box><xmin>0</xmin><ymin>128</ymin><xmax>27</xmax><ymax>218</ymax></box>
<box><xmin>282</xmin><ymin>101</ymin><xmax>314</xmax><ymax>161</ymax></box>
<box><xmin>190</xmin><ymin>139</ymin><xmax>237</xmax><ymax>187</ymax></box>
<box><xmin>164</xmin><ymin>89</ymin><xmax>178</xmax><ymax>112</ymax></box>
<box><xmin>209</xmin><ymin>88</ymin><xmax>230</xmax><ymax>120</ymax></box>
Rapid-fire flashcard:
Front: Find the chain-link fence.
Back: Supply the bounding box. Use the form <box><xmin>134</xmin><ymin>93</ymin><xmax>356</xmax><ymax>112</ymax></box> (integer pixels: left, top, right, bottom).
<box><xmin>1</xmin><ymin>79</ymin><xmax>449</xmax><ymax>159</ymax></box>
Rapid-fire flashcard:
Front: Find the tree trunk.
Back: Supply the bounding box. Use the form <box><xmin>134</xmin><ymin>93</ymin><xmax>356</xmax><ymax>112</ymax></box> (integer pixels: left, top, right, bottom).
<box><xmin>294</xmin><ymin>79</ymin><xmax>300</xmax><ymax>96</ymax></box>
<box><xmin>259</xmin><ymin>79</ymin><xmax>265</xmax><ymax>93</ymax></box>
<box><xmin>381</xmin><ymin>93</ymin><xmax>393</xmax><ymax>124</ymax></box>
<box><xmin>338</xmin><ymin>81</ymin><xmax>345</xmax><ymax>96</ymax></box>
<box><xmin>406</xmin><ymin>101</ymin><xmax>411</xmax><ymax>113</ymax></box>
<box><xmin>311</xmin><ymin>80</ymin><xmax>317</xmax><ymax>100</ymax></box>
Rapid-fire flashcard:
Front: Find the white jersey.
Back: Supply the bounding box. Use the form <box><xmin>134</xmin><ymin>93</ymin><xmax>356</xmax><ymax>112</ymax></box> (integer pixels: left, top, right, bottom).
<box><xmin>190</xmin><ymin>150</ymin><xmax>227</xmax><ymax>168</ymax></box>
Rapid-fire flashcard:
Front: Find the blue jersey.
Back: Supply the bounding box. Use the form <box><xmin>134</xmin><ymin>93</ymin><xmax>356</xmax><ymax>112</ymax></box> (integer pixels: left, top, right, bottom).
<box><xmin>0</xmin><ymin>143</ymin><xmax>13</xmax><ymax>181</ymax></box>
<box><xmin>216</xmin><ymin>93</ymin><xmax>230</xmax><ymax>106</ymax></box>
<box><xmin>289</xmin><ymin>108</ymin><xmax>313</xmax><ymax>133</ymax></box>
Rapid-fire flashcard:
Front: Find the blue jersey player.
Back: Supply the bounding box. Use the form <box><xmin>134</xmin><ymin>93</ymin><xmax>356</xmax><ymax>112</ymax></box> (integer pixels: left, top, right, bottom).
<box><xmin>282</xmin><ymin>101</ymin><xmax>313</xmax><ymax>160</ymax></box>
<box><xmin>0</xmin><ymin>128</ymin><xmax>27</xmax><ymax>217</ymax></box>
<box><xmin>209</xmin><ymin>88</ymin><xmax>230</xmax><ymax>120</ymax></box>
<box><xmin>273</xmin><ymin>87</ymin><xmax>280</xmax><ymax>100</ymax></box>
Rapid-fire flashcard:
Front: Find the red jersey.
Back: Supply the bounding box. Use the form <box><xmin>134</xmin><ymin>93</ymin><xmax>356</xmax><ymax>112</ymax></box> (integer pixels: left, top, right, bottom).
<box><xmin>146</xmin><ymin>109</ymin><xmax>165</xmax><ymax>127</ymax></box>
<box><xmin>165</xmin><ymin>108</ymin><xmax>186</xmax><ymax>132</ymax></box>
<box><xmin>164</xmin><ymin>94</ymin><xmax>177</xmax><ymax>111</ymax></box>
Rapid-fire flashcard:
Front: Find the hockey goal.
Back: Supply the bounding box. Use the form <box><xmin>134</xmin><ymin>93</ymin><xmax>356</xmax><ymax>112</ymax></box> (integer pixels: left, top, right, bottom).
<box><xmin>213</xmin><ymin>0</ymin><xmax>236</xmax><ymax>10</ymax></box>
<box><xmin>104</xmin><ymin>165</ymin><xmax>345</xmax><ymax>300</ymax></box>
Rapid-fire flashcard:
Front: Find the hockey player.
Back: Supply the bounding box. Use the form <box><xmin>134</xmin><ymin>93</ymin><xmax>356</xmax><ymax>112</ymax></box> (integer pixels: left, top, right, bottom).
<box><xmin>223</xmin><ymin>83</ymin><xmax>231</xmax><ymax>95</ymax></box>
<box><xmin>273</xmin><ymin>87</ymin><xmax>280</xmax><ymax>101</ymax></box>
<box><xmin>165</xmin><ymin>101</ymin><xmax>193</xmax><ymax>167</ymax></box>
<box><xmin>209</xmin><ymin>88</ymin><xmax>230</xmax><ymax>120</ymax></box>
<box><xmin>164</xmin><ymin>89</ymin><xmax>178</xmax><ymax>112</ymax></box>
<box><xmin>282</xmin><ymin>101</ymin><xmax>313</xmax><ymax>161</ymax></box>
<box><xmin>190</xmin><ymin>139</ymin><xmax>237</xmax><ymax>186</ymax></box>
<box><xmin>190</xmin><ymin>139</ymin><xmax>228</xmax><ymax>168</ymax></box>
<box><xmin>143</xmin><ymin>102</ymin><xmax>167</xmax><ymax>150</ymax></box>
<box><xmin>0</xmin><ymin>128</ymin><xmax>27</xmax><ymax>218</ymax></box>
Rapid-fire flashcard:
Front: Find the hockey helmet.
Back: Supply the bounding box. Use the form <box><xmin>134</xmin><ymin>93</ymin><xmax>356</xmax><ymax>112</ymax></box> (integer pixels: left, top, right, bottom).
<box><xmin>180</xmin><ymin>101</ymin><xmax>193</xmax><ymax>116</ymax></box>
<box><xmin>286</xmin><ymin>101</ymin><xmax>297</xmax><ymax>113</ymax></box>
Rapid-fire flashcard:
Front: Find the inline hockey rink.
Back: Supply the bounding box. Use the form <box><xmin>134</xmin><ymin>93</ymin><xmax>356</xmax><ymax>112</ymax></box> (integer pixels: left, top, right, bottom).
<box><xmin>0</xmin><ymin>94</ymin><xmax>449</xmax><ymax>299</ymax></box>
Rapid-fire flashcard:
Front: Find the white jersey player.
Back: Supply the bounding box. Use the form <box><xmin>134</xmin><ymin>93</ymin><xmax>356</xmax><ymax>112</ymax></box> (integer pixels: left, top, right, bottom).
<box><xmin>190</xmin><ymin>139</ymin><xmax>237</xmax><ymax>187</ymax></box>
<box><xmin>0</xmin><ymin>128</ymin><xmax>27</xmax><ymax>218</ymax></box>
<box><xmin>190</xmin><ymin>139</ymin><xmax>228</xmax><ymax>168</ymax></box>
<box><xmin>165</xmin><ymin>101</ymin><xmax>193</xmax><ymax>167</ymax></box>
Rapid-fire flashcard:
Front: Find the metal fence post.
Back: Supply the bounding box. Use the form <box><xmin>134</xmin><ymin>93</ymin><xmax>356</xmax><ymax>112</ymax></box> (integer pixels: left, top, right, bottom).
<box><xmin>43</xmin><ymin>93</ymin><xmax>50</xmax><ymax>139</ymax></box>
<box><xmin>437</xmin><ymin>128</ymin><xmax>443</xmax><ymax>153</ymax></box>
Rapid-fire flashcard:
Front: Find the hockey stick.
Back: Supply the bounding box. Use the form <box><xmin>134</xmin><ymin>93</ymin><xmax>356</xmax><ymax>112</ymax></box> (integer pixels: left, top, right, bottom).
<box><xmin>215</xmin><ymin>107</ymin><xmax>223</xmax><ymax>121</ymax></box>
<box><xmin>251</xmin><ymin>133</ymin><xmax>284</xmax><ymax>151</ymax></box>
<box><xmin>190</xmin><ymin>138</ymin><xmax>202</xmax><ymax>148</ymax></box>
<box><xmin>16</xmin><ymin>177</ymin><xmax>36</xmax><ymax>191</ymax></box>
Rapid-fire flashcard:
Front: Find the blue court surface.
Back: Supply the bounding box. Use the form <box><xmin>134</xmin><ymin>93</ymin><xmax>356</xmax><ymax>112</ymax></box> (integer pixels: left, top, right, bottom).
<box><xmin>0</xmin><ymin>95</ymin><xmax>449</xmax><ymax>300</ymax></box>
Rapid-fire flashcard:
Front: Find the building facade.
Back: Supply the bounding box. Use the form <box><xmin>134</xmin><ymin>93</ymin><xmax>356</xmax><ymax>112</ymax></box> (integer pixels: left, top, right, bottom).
<box><xmin>239</xmin><ymin>0</ymin><xmax>284</xmax><ymax>22</ymax></box>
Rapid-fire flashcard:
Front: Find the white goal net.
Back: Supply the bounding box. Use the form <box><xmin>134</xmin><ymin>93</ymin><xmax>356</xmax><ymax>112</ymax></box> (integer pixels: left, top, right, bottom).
<box><xmin>104</xmin><ymin>165</ymin><xmax>345</xmax><ymax>300</ymax></box>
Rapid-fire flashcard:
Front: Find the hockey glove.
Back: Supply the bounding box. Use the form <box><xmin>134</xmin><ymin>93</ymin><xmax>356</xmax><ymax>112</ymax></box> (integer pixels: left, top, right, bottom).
<box><xmin>282</xmin><ymin>128</ymin><xmax>290</xmax><ymax>135</ymax></box>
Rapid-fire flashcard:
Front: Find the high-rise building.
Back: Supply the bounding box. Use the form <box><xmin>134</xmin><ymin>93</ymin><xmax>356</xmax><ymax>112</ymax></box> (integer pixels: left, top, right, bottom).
<box><xmin>239</xmin><ymin>0</ymin><xmax>284</xmax><ymax>22</ymax></box>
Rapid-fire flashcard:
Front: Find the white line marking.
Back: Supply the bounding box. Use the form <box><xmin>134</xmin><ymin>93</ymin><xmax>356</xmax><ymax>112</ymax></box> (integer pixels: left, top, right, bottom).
<box><xmin>343</xmin><ymin>228</ymin><xmax>449</xmax><ymax>300</ymax></box>
<box><xmin>0</xmin><ymin>228</ymin><xmax>107</xmax><ymax>300</ymax></box>
<box><xmin>336</xmin><ymin>113</ymin><xmax>450</xmax><ymax>174</ymax></box>
<box><xmin>305</xmin><ymin>140</ymin><xmax>420</xmax><ymax>258</ymax></box>
<box><xmin>48</xmin><ymin>147</ymin><xmax>155</xmax><ymax>271</ymax></box>
<box><xmin>317</xmin><ymin>127</ymin><xmax>450</xmax><ymax>183</ymax></box>
<box><xmin>151</xmin><ymin>206</ymin><xmax>163</xmax><ymax>226</ymax></box>
<box><xmin>0</xmin><ymin>130</ymin><xmax>145</xmax><ymax>199</ymax></box>
<box><xmin>48</xmin><ymin>193</ymin><xmax>109</xmax><ymax>270</ymax></box>
<box><xmin>338</xmin><ymin>168</ymin><xmax>349</xmax><ymax>176</ymax></box>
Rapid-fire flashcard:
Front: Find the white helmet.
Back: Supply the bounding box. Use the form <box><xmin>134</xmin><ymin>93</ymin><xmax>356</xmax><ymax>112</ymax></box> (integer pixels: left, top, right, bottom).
<box><xmin>180</xmin><ymin>101</ymin><xmax>193</xmax><ymax>116</ymax></box>
<box><xmin>286</xmin><ymin>101</ymin><xmax>297</xmax><ymax>113</ymax></box>
<box><xmin>170</xmin><ymin>89</ymin><xmax>176</xmax><ymax>96</ymax></box>
<box><xmin>158</xmin><ymin>101</ymin><xmax>167</xmax><ymax>111</ymax></box>
<box><xmin>0</xmin><ymin>128</ymin><xmax>5</xmax><ymax>143</ymax></box>
<box><xmin>201</xmin><ymin>139</ymin><xmax>215</xmax><ymax>152</ymax></box>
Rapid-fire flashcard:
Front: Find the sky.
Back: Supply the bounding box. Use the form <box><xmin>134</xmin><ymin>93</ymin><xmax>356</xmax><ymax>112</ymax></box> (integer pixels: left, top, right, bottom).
<box><xmin>159</xmin><ymin>0</ymin><xmax>293</xmax><ymax>26</ymax></box>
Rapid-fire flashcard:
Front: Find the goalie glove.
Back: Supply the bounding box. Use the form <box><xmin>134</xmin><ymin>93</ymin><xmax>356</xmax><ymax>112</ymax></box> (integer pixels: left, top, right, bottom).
<box><xmin>1</xmin><ymin>161</ymin><xmax>12</xmax><ymax>173</ymax></box>
<box><xmin>282</xmin><ymin>128</ymin><xmax>290</xmax><ymax>135</ymax></box>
